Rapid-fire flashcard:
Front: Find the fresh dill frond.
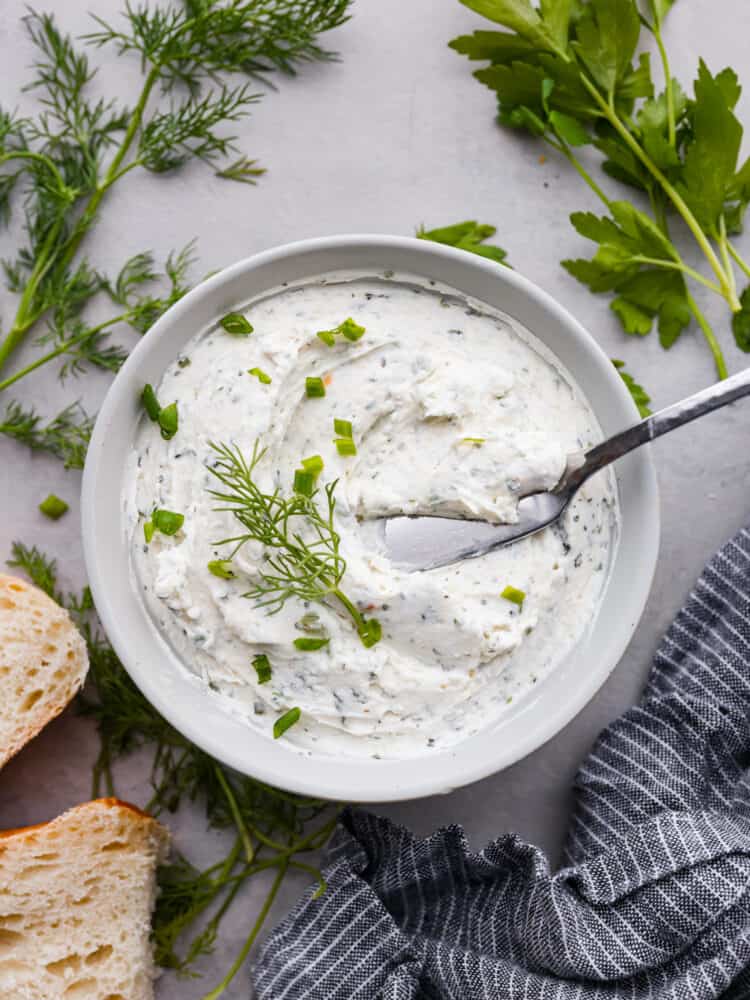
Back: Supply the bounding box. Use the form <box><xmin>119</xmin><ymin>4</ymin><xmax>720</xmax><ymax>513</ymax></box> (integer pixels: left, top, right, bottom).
<box><xmin>207</xmin><ymin>440</ymin><xmax>382</xmax><ymax>646</ymax></box>
<box><xmin>0</xmin><ymin>1</ymin><xmax>351</xmax><ymax>459</ymax></box>
<box><xmin>0</xmin><ymin>400</ymin><xmax>92</xmax><ymax>468</ymax></box>
<box><xmin>216</xmin><ymin>155</ymin><xmax>266</xmax><ymax>185</ymax></box>
<box><xmin>7</xmin><ymin>541</ymin><xmax>339</xmax><ymax>992</ymax></box>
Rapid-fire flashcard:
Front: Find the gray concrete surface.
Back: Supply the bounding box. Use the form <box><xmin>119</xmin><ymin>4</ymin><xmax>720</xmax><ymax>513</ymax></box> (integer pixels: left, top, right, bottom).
<box><xmin>1</xmin><ymin>1</ymin><xmax>749</xmax><ymax>995</ymax></box>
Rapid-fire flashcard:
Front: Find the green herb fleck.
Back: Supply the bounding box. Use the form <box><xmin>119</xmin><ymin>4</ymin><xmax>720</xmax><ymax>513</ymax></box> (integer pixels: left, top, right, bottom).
<box><xmin>460</xmin><ymin>437</ymin><xmax>485</xmax><ymax>446</ymax></box>
<box><xmin>39</xmin><ymin>494</ymin><xmax>68</xmax><ymax>520</ymax></box>
<box><xmin>220</xmin><ymin>312</ymin><xmax>253</xmax><ymax>336</ymax></box>
<box><xmin>293</xmin><ymin>636</ymin><xmax>330</xmax><ymax>651</ymax></box>
<box><xmin>501</xmin><ymin>585</ymin><xmax>525</xmax><ymax>608</ymax></box>
<box><xmin>152</xmin><ymin>509</ymin><xmax>184</xmax><ymax>536</ymax></box>
<box><xmin>252</xmin><ymin>654</ymin><xmax>272</xmax><ymax>684</ymax></box>
<box><xmin>143</xmin><ymin>520</ymin><xmax>155</xmax><ymax>544</ymax></box>
<box><xmin>273</xmin><ymin>706</ymin><xmax>301</xmax><ymax>739</ymax></box>
<box><xmin>248</xmin><ymin>366</ymin><xmax>272</xmax><ymax>384</ymax></box>
<box><xmin>305</xmin><ymin>377</ymin><xmax>326</xmax><ymax>398</ymax></box>
<box><xmin>208</xmin><ymin>559</ymin><xmax>235</xmax><ymax>579</ymax></box>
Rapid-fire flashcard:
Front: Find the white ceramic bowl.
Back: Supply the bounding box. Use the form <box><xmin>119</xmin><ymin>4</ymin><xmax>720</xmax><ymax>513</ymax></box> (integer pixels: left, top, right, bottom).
<box><xmin>81</xmin><ymin>235</ymin><xmax>659</xmax><ymax>802</ymax></box>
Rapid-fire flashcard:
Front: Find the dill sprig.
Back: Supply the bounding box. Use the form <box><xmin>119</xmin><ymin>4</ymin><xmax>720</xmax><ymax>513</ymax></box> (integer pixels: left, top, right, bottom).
<box><xmin>7</xmin><ymin>541</ymin><xmax>339</xmax><ymax>998</ymax></box>
<box><xmin>0</xmin><ymin>1</ymin><xmax>351</xmax><ymax>458</ymax></box>
<box><xmin>0</xmin><ymin>400</ymin><xmax>92</xmax><ymax>468</ymax></box>
<box><xmin>207</xmin><ymin>440</ymin><xmax>382</xmax><ymax>647</ymax></box>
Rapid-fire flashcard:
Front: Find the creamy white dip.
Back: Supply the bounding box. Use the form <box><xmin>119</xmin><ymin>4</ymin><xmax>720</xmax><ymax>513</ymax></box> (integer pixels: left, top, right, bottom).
<box><xmin>128</xmin><ymin>273</ymin><xmax>618</xmax><ymax>758</ymax></box>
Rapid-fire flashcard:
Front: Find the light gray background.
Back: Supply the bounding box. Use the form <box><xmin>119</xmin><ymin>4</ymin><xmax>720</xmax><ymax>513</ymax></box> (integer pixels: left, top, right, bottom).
<box><xmin>2</xmin><ymin>1</ymin><xmax>750</xmax><ymax>996</ymax></box>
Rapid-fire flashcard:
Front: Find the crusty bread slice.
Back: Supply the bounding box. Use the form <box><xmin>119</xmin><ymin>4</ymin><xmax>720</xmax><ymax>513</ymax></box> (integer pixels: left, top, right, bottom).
<box><xmin>0</xmin><ymin>798</ymin><xmax>170</xmax><ymax>999</ymax></box>
<box><xmin>0</xmin><ymin>573</ymin><xmax>89</xmax><ymax>768</ymax></box>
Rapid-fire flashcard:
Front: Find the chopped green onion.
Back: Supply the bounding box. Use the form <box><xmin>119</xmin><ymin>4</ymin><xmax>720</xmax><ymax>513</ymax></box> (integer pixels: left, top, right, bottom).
<box><xmin>333</xmin><ymin>418</ymin><xmax>353</xmax><ymax>437</ymax></box>
<box><xmin>339</xmin><ymin>317</ymin><xmax>366</xmax><ymax>342</ymax></box>
<box><xmin>293</xmin><ymin>636</ymin><xmax>330</xmax><ymax>651</ymax></box>
<box><xmin>248</xmin><ymin>366</ymin><xmax>272</xmax><ymax>384</ymax></box>
<box><xmin>39</xmin><ymin>494</ymin><xmax>68</xmax><ymax>520</ymax></box>
<box><xmin>500</xmin><ymin>585</ymin><xmax>525</xmax><ymax>608</ymax></box>
<box><xmin>143</xmin><ymin>520</ymin><xmax>155</xmax><ymax>544</ymax></box>
<box><xmin>301</xmin><ymin>454</ymin><xmax>324</xmax><ymax>477</ymax></box>
<box><xmin>358</xmin><ymin>617</ymin><xmax>382</xmax><ymax>648</ymax></box>
<box><xmin>293</xmin><ymin>469</ymin><xmax>316</xmax><ymax>497</ymax></box>
<box><xmin>334</xmin><ymin>437</ymin><xmax>357</xmax><ymax>457</ymax></box>
<box><xmin>273</xmin><ymin>706</ymin><xmax>301</xmax><ymax>739</ymax></box>
<box><xmin>208</xmin><ymin>559</ymin><xmax>235</xmax><ymax>579</ymax></box>
<box><xmin>158</xmin><ymin>401</ymin><xmax>179</xmax><ymax>440</ymax></box>
<box><xmin>220</xmin><ymin>312</ymin><xmax>253</xmax><ymax>335</ymax></box>
<box><xmin>152</xmin><ymin>509</ymin><xmax>184</xmax><ymax>536</ymax></box>
<box><xmin>252</xmin><ymin>654</ymin><xmax>272</xmax><ymax>684</ymax></box>
<box><xmin>142</xmin><ymin>383</ymin><xmax>161</xmax><ymax>422</ymax></box>
<box><xmin>315</xmin><ymin>317</ymin><xmax>365</xmax><ymax>346</ymax></box>
<box><xmin>305</xmin><ymin>376</ymin><xmax>326</xmax><ymax>398</ymax></box>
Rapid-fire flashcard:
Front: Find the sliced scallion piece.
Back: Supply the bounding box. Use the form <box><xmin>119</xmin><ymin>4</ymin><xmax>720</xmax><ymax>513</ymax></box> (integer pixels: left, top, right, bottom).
<box><xmin>252</xmin><ymin>654</ymin><xmax>272</xmax><ymax>684</ymax></box>
<box><xmin>293</xmin><ymin>469</ymin><xmax>316</xmax><ymax>497</ymax></box>
<box><xmin>38</xmin><ymin>494</ymin><xmax>68</xmax><ymax>520</ymax></box>
<box><xmin>273</xmin><ymin>706</ymin><xmax>301</xmax><ymax>739</ymax></box>
<box><xmin>143</xmin><ymin>520</ymin><xmax>155</xmax><ymax>543</ymax></box>
<box><xmin>152</xmin><ymin>509</ymin><xmax>184</xmax><ymax>536</ymax></box>
<box><xmin>142</xmin><ymin>383</ymin><xmax>161</xmax><ymax>422</ymax></box>
<box><xmin>158</xmin><ymin>401</ymin><xmax>179</xmax><ymax>440</ymax></box>
<box><xmin>500</xmin><ymin>585</ymin><xmax>525</xmax><ymax>608</ymax></box>
<box><xmin>248</xmin><ymin>366</ymin><xmax>272</xmax><ymax>384</ymax></box>
<box><xmin>220</xmin><ymin>312</ymin><xmax>253</xmax><ymax>335</ymax></box>
<box><xmin>293</xmin><ymin>636</ymin><xmax>329</xmax><ymax>651</ymax></box>
<box><xmin>305</xmin><ymin>376</ymin><xmax>326</xmax><ymax>398</ymax></box>
<box><xmin>334</xmin><ymin>437</ymin><xmax>357</xmax><ymax>457</ymax></box>
<box><xmin>208</xmin><ymin>559</ymin><xmax>235</xmax><ymax>579</ymax></box>
<box><xmin>333</xmin><ymin>418</ymin><xmax>353</xmax><ymax>437</ymax></box>
<box><xmin>301</xmin><ymin>454</ymin><xmax>324</xmax><ymax>477</ymax></box>
<box><xmin>315</xmin><ymin>317</ymin><xmax>365</xmax><ymax>346</ymax></box>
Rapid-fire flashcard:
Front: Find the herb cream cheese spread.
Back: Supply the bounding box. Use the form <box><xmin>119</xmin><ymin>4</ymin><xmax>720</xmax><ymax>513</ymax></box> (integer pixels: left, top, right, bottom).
<box><xmin>128</xmin><ymin>274</ymin><xmax>618</xmax><ymax>757</ymax></box>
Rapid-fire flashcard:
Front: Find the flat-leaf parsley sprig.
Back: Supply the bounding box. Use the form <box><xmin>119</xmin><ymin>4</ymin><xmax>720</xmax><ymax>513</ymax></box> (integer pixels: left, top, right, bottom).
<box><xmin>207</xmin><ymin>440</ymin><xmax>382</xmax><ymax>648</ymax></box>
<box><xmin>451</xmin><ymin>0</ymin><xmax>750</xmax><ymax>380</ymax></box>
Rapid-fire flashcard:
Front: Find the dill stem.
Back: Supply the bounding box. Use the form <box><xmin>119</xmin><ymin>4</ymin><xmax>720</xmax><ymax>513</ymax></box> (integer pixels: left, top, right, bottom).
<box><xmin>200</xmin><ymin>860</ymin><xmax>289</xmax><ymax>1000</ymax></box>
<box><xmin>214</xmin><ymin>765</ymin><xmax>255</xmax><ymax>863</ymax></box>
<box><xmin>0</xmin><ymin>312</ymin><xmax>131</xmax><ymax>393</ymax></box>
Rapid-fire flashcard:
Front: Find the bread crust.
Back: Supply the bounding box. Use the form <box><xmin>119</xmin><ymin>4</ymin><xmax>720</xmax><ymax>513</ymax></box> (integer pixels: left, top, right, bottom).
<box><xmin>0</xmin><ymin>573</ymin><xmax>89</xmax><ymax>769</ymax></box>
<box><xmin>0</xmin><ymin>798</ymin><xmax>158</xmax><ymax>841</ymax></box>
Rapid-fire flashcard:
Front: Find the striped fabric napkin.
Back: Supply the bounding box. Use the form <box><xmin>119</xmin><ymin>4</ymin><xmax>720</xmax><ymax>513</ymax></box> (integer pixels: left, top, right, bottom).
<box><xmin>253</xmin><ymin>527</ymin><xmax>750</xmax><ymax>999</ymax></box>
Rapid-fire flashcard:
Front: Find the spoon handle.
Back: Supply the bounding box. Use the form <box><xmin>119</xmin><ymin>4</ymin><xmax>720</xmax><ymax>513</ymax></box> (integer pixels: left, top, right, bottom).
<box><xmin>561</xmin><ymin>367</ymin><xmax>750</xmax><ymax>495</ymax></box>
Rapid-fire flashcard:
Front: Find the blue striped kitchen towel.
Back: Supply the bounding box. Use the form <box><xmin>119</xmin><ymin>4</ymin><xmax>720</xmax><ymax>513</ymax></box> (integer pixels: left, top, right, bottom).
<box><xmin>253</xmin><ymin>526</ymin><xmax>750</xmax><ymax>999</ymax></box>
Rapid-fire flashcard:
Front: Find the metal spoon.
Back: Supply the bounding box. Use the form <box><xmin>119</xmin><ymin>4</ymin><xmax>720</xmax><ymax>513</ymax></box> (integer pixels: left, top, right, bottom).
<box><xmin>382</xmin><ymin>366</ymin><xmax>750</xmax><ymax>572</ymax></box>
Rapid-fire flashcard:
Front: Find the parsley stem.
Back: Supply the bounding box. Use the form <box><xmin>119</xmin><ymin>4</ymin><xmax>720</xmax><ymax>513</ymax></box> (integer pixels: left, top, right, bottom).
<box><xmin>200</xmin><ymin>860</ymin><xmax>288</xmax><ymax>1000</ymax></box>
<box><xmin>717</xmin><ymin>216</ymin><xmax>738</xmax><ymax>304</ymax></box>
<box><xmin>727</xmin><ymin>240</ymin><xmax>750</xmax><ymax>281</ymax></box>
<box><xmin>549</xmin><ymin>137</ymin><xmax>613</xmax><ymax>210</ymax></box>
<box><xmin>580</xmin><ymin>76</ymin><xmax>739</xmax><ymax>309</ymax></box>
<box><xmin>686</xmin><ymin>292</ymin><xmax>728</xmax><ymax>380</ymax></box>
<box><xmin>651</xmin><ymin>25</ymin><xmax>676</xmax><ymax>148</ymax></box>
<box><xmin>630</xmin><ymin>256</ymin><xmax>723</xmax><ymax>296</ymax></box>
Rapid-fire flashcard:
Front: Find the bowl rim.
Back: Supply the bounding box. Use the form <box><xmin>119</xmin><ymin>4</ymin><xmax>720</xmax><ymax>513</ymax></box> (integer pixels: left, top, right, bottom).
<box><xmin>81</xmin><ymin>233</ymin><xmax>660</xmax><ymax>802</ymax></box>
